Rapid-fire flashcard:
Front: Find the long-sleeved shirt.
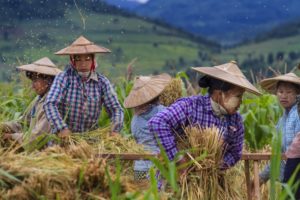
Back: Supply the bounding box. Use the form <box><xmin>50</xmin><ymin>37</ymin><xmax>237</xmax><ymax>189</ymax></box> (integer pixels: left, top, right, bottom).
<box><xmin>44</xmin><ymin>65</ymin><xmax>124</xmax><ymax>133</ymax></box>
<box><xmin>1</xmin><ymin>93</ymin><xmax>51</xmax><ymax>141</ymax></box>
<box><xmin>286</xmin><ymin>132</ymin><xmax>300</xmax><ymax>158</ymax></box>
<box><xmin>131</xmin><ymin>104</ymin><xmax>165</xmax><ymax>171</ymax></box>
<box><xmin>148</xmin><ymin>95</ymin><xmax>244</xmax><ymax>169</ymax></box>
<box><xmin>260</xmin><ymin>104</ymin><xmax>300</xmax><ymax>182</ymax></box>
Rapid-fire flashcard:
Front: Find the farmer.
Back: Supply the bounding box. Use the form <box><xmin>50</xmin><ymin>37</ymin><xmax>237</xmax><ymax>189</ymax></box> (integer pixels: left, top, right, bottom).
<box><xmin>44</xmin><ymin>36</ymin><xmax>124</xmax><ymax>137</ymax></box>
<box><xmin>148</xmin><ymin>61</ymin><xmax>261</xmax><ymax>172</ymax></box>
<box><xmin>124</xmin><ymin>73</ymin><xmax>172</xmax><ymax>180</ymax></box>
<box><xmin>1</xmin><ymin>57</ymin><xmax>62</xmax><ymax>143</ymax></box>
<box><xmin>284</xmin><ymin>128</ymin><xmax>300</xmax><ymax>198</ymax></box>
<box><xmin>256</xmin><ymin>73</ymin><xmax>300</xmax><ymax>193</ymax></box>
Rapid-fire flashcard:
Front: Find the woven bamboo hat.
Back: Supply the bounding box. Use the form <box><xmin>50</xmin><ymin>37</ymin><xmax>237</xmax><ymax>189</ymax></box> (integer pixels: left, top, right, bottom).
<box><xmin>260</xmin><ymin>72</ymin><xmax>300</xmax><ymax>94</ymax></box>
<box><xmin>124</xmin><ymin>73</ymin><xmax>172</xmax><ymax>108</ymax></box>
<box><xmin>192</xmin><ymin>61</ymin><xmax>261</xmax><ymax>95</ymax></box>
<box><xmin>55</xmin><ymin>36</ymin><xmax>111</xmax><ymax>55</ymax></box>
<box><xmin>17</xmin><ymin>57</ymin><xmax>62</xmax><ymax>76</ymax></box>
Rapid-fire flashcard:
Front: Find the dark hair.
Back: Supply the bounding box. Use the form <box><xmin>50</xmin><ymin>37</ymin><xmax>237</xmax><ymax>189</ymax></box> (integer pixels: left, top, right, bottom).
<box><xmin>276</xmin><ymin>81</ymin><xmax>300</xmax><ymax>94</ymax></box>
<box><xmin>25</xmin><ymin>71</ymin><xmax>55</xmax><ymax>84</ymax></box>
<box><xmin>198</xmin><ymin>75</ymin><xmax>234</xmax><ymax>94</ymax></box>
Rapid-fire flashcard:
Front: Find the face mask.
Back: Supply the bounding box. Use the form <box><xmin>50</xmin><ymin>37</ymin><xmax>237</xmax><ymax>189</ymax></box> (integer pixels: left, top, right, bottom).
<box><xmin>78</xmin><ymin>71</ymin><xmax>90</xmax><ymax>78</ymax></box>
<box><xmin>222</xmin><ymin>93</ymin><xmax>240</xmax><ymax>111</ymax></box>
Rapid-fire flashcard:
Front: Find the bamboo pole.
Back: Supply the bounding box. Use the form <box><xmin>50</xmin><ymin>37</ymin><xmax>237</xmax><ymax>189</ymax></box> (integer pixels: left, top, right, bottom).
<box><xmin>241</xmin><ymin>153</ymin><xmax>286</xmax><ymax>199</ymax></box>
<box><xmin>253</xmin><ymin>161</ymin><xmax>260</xmax><ymax>200</ymax></box>
<box><xmin>244</xmin><ymin>160</ymin><xmax>252</xmax><ymax>200</ymax></box>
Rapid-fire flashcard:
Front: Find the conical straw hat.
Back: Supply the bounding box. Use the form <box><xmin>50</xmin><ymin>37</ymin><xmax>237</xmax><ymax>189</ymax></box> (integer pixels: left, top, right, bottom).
<box><xmin>17</xmin><ymin>57</ymin><xmax>62</xmax><ymax>76</ymax></box>
<box><xmin>192</xmin><ymin>61</ymin><xmax>261</xmax><ymax>96</ymax></box>
<box><xmin>260</xmin><ymin>72</ymin><xmax>300</xmax><ymax>94</ymax></box>
<box><xmin>55</xmin><ymin>36</ymin><xmax>111</xmax><ymax>55</ymax></box>
<box><xmin>124</xmin><ymin>73</ymin><xmax>172</xmax><ymax>108</ymax></box>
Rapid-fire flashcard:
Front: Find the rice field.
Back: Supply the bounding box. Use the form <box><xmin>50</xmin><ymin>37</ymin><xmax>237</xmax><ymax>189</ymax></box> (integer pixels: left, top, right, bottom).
<box><xmin>0</xmin><ymin>74</ymin><xmax>297</xmax><ymax>200</ymax></box>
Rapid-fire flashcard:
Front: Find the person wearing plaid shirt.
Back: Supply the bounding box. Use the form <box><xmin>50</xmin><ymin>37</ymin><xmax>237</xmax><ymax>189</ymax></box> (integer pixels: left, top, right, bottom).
<box><xmin>148</xmin><ymin>61</ymin><xmax>261</xmax><ymax>173</ymax></box>
<box><xmin>258</xmin><ymin>73</ymin><xmax>300</xmax><ymax>190</ymax></box>
<box><xmin>44</xmin><ymin>36</ymin><xmax>123</xmax><ymax>137</ymax></box>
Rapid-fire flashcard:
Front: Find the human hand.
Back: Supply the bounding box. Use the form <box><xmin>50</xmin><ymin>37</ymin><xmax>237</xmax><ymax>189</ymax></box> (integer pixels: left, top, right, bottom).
<box><xmin>3</xmin><ymin>133</ymin><xmax>12</xmax><ymax>140</ymax></box>
<box><xmin>177</xmin><ymin>156</ymin><xmax>188</xmax><ymax>181</ymax></box>
<box><xmin>110</xmin><ymin>131</ymin><xmax>119</xmax><ymax>137</ymax></box>
<box><xmin>58</xmin><ymin>128</ymin><xmax>72</xmax><ymax>139</ymax></box>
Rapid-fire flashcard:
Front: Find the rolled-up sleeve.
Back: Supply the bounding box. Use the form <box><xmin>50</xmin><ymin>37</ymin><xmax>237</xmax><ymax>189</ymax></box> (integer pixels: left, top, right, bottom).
<box><xmin>222</xmin><ymin>115</ymin><xmax>244</xmax><ymax>169</ymax></box>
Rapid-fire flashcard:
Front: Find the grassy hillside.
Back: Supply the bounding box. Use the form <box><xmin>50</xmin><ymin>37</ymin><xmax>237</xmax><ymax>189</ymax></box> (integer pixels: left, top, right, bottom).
<box><xmin>214</xmin><ymin>32</ymin><xmax>300</xmax><ymax>79</ymax></box>
<box><xmin>0</xmin><ymin>8</ymin><xmax>217</xmax><ymax>82</ymax></box>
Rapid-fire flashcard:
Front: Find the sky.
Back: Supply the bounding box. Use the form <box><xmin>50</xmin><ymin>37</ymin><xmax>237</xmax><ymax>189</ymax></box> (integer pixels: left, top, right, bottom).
<box><xmin>128</xmin><ymin>0</ymin><xmax>149</xmax><ymax>3</ymax></box>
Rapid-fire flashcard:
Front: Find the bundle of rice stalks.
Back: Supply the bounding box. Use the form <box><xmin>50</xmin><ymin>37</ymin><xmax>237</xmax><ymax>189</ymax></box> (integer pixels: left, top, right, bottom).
<box><xmin>0</xmin><ymin>123</ymin><xmax>18</xmax><ymax>148</ymax></box>
<box><xmin>159</xmin><ymin>78</ymin><xmax>183</xmax><ymax>106</ymax></box>
<box><xmin>72</xmin><ymin>127</ymin><xmax>147</xmax><ymax>154</ymax></box>
<box><xmin>179</xmin><ymin>126</ymin><xmax>242</xmax><ymax>200</ymax></box>
<box><xmin>45</xmin><ymin>126</ymin><xmax>146</xmax><ymax>160</ymax></box>
<box><xmin>0</xmin><ymin>147</ymin><xmax>134</xmax><ymax>199</ymax></box>
<box><xmin>0</xmin><ymin>150</ymin><xmax>79</xmax><ymax>199</ymax></box>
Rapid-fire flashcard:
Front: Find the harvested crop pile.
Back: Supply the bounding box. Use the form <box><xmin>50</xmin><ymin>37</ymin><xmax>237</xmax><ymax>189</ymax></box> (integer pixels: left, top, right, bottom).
<box><xmin>159</xmin><ymin>78</ymin><xmax>183</xmax><ymax>106</ymax></box>
<box><xmin>179</xmin><ymin>126</ymin><xmax>242</xmax><ymax>200</ymax></box>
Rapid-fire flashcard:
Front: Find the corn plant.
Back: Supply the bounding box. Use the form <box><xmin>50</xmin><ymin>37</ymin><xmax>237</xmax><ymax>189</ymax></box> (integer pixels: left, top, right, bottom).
<box><xmin>98</xmin><ymin>77</ymin><xmax>134</xmax><ymax>136</ymax></box>
<box><xmin>240</xmin><ymin>93</ymin><xmax>282</xmax><ymax>151</ymax></box>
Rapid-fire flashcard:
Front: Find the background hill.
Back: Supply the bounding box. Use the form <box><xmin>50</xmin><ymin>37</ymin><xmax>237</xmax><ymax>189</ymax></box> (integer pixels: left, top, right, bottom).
<box><xmin>214</xmin><ymin>20</ymin><xmax>300</xmax><ymax>79</ymax></box>
<box><xmin>106</xmin><ymin>0</ymin><xmax>300</xmax><ymax>44</ymax></box>
<box><xmin>2</xmin><ymin>0</ymin><xmax>300</xmax><ymax>83</ymax></box>
<box><xmin>0</xmin><ymin>0</ymin><xmax>218</xmax><ymax>82</ymax></box>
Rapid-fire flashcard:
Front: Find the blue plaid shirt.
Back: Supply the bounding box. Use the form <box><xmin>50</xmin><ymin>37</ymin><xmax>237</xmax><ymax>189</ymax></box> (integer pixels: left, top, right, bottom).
<box><xmin>260</xmin><ymin>104</ymin><xmax>300</xmax><ymax>182</ymax></box>
<box><xmin>44</xmin><ymin>65</ymin><xmax>124</xmax><ymax>133</ymax></box>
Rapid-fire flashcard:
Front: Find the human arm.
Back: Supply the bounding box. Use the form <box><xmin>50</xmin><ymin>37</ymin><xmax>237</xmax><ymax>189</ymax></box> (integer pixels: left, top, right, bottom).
<box><xmin>148</xmin><ymin>98</ymin><xmax>191</xmax><ymax>160</ymax></box>
<box><xmin>221</xmin><ymin>115</ymin><xmax>244</xmax><ymax>169</ymax></box>
<box><xmin>101</xmin><ymin>77</ymin><xmax>124</xmax><ymax>134</ymax></box>
<box><xmin>43</xmin><ymin>74</ymin><xmax>68</xmax><ymax>133</ymax></box>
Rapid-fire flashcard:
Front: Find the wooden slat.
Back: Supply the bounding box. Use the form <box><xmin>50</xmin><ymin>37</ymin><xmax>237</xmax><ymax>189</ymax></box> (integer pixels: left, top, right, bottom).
<box><xmin>96</xmin><ymin>153</ymin><xmax>157</xmax><ymax>160</ymax></box>
<box><xmin>241</xmin><ymin>153</ymin><xmax>286</xmax><ymax>161</ymax></box>
<box><xmin>253</xmin><ymin>161</ymin><xmax>260</xmax><ymax>200</ymax></box>
<box><xmin>244</xmin><ymin>160</ymin><xmax>252</xmax><ymax>200</ymax></box>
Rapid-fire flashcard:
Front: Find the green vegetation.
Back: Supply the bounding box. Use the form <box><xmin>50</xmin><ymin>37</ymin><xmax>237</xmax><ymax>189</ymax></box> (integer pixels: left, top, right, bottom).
<box><xmin>240</xmin><ymin>94</ymin><xmax>282</xmax><ymax>151</ymax></box>
<box><xmin>0</xmin><ymin>6</ymin><xmax>217</xmax><ymax>82</ymax></box>
<box><xmin>214</xmin><ymin>34</ymin><xmax>300</xmax><ymax>78</ymax></box>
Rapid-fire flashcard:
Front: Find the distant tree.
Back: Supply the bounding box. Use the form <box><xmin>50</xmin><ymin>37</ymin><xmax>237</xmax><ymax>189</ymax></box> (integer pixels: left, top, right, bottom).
<box><xmin>178</xmin><ymin>56</ymin><xmax>186</xmax><ymax>66</ymax></box>
<box><xmin>247</xmin><ymin>53</ymin><xmax>253</xmax><ymax>60</ymax></box>
<box><xmin>198</xmin><ymin>51</ymin><xmax>203</xmax><ymax>58</ymax></box>
<box><xmin>259</xmin><ymin>54</ymin><xmax>265</xmax><ymax>63</ymax></box>
<box><xmin>192</xmin><ymin>60</ymin><xmax>200</xmax><ymax>66</ymax></box>
<box><xmin>198</xmin><ymin>51</ymin><xmax>208</xmax><ymax>61</ymax></box>
<box><xmin>113</xmin><ymin>47</ymin><xmax>123</xmax><ymax>62</ymax></box>
<box><xmin>288</xmin><ymin>51</ymin><xmax>298</xmax><ymax>60</ymax></box>
<box><xmin>267</xmin><ymin>53</ymin><xmax>274</xmax><ymax>64</ymax></box>
<box><xmin>113</xmin><ymin>18</ymin><xmax>119</xmax><ymax>24</ymax></box>
<box><xmin>276</xmin><ymin>51</ymin><xmax>284</xmax><ymax>61</ymax></box>
<box><xmin>107</xmin><ymin>37</ymin><xmax>113</xmax><ymax>44</ymax></box>
<box><xmin>241</xmin><ymin>57</ymin><xmax>266</xmax><ymax>78</ymax></box>
<box><xmin>152</xmin><ymin>25</ymin><xmax>157</xmax><ymax>32</ymax></box>
<box><xmin>153</xmin><ymin>42</ymin><xmax>159</xmax><ymax>48</ymax></box>
<box><xmin>153</xmin><ymin>70</ymin><xmax>159</xmax><ymax>75</ymax></box>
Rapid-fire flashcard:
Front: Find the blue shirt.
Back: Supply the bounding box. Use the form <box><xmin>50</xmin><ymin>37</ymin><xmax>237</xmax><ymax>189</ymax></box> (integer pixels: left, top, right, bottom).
<box><xmin>131</xmin><ymin>104</ymin><xmax>165</xmax><ymax>171</ymax></box>
<box><xmin>260</xmin><ymin>104</ymin><xmax>300</xmax><ymax>182</ymax></box>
